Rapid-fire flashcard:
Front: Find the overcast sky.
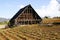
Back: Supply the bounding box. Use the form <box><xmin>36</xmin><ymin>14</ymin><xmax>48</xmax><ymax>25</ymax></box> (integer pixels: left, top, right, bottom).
<box><xmin>0</xmin><ymin>0</ymin><xmax>60</xmax><ymax>18</ymax></box>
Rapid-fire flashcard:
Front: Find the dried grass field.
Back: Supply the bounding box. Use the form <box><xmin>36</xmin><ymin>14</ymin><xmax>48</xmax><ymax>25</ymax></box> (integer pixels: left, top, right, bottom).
<box><xmin>0</xmin><ymin>18</ymin><xmax>60</xmax><ymax>40</ymax></box>
<box><xmin>0</xmin><ymin>24</ymin><xmax>60</xmax><ymax>40</ymax></box>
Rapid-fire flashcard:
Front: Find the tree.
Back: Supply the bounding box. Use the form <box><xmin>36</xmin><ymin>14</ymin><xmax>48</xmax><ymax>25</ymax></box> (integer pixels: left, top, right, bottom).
<box><xmin>44</xmin><ymin>16</ymin><xmax>50</xmax><ymax>19</ymax></box>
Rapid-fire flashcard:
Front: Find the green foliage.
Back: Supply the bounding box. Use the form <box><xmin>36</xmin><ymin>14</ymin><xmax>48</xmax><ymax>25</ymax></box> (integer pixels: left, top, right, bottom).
<box><xmin>44</xmin><ymin>16</ymin><xmax>50</xmax><ymax>19</ymax></box>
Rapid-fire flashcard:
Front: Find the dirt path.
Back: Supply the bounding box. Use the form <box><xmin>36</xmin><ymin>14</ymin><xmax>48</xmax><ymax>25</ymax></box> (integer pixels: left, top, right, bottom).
<box><xmin>0</xmin><ymin>25</ymin><xmax>6</xmax><ymax>28</ymax></box>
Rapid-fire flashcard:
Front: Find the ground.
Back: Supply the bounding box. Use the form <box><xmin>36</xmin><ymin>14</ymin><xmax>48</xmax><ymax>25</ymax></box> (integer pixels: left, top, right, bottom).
<box><xmin>0</xmin><ymin>24</ymin><xmax>60</xmax><ymax>40</ymax></box>
<box><xmin>0</xmin><ymin>25</ymin><xmax>6</xmax><ymax>28</ymax></box>
<box><xmin>0</xmin><ymin>18</ymin><xmax>60</xmax><ymax>40</ymax></box>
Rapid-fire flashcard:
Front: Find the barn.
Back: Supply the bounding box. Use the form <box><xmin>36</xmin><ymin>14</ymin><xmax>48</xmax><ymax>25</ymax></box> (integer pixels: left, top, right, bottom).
<box><xmin>8</xmin><ymin>4</ymin><xmax>42</xmax><ymax>27</ymax></box>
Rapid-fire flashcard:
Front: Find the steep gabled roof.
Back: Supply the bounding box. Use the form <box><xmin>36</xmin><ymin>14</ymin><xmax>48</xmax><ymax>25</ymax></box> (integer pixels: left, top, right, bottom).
<box><xmin>10</xmin><ymin>4</ymin><xmax>41</xmax><ymax>21</ymax></box>
<box><xmin>10</xmin><ymin>5</ymin><xmax>27</xmax><ymax>20</ymax></box>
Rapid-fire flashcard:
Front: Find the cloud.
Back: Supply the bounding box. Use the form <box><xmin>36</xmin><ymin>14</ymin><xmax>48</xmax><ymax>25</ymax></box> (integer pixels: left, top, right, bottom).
<box><xmin>17</xmin><ymin>5</ymin><xmax>25</xmax><ymax>9</ymax></box>
<box><xmin>57</xmin><ymin>0</ymin><xmax>60</xmax><ymax>4</ymax></box>
<box><xmin>36</xmin><ymin>0</ymin><xmax>60</xmax><ymax>17</ymax></box>
<box><xmin>20</xmin><ymin>5</ymin><xmax>25</xmax><ymax>8</ymax></box>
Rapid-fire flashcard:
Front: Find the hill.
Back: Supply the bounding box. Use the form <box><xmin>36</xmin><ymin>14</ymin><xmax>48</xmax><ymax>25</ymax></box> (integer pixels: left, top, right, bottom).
<box><xmin>0</xmin><ymin>18</ymin><xmax>9</xmax><ymax>22</ymax></box>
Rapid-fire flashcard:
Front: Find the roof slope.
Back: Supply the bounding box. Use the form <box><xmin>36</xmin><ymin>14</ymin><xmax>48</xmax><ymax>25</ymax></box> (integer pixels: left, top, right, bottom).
<box><xmin>10</xmin><ymin>4</ymin><xmax>41</xmax><ymax>21</ymax></box>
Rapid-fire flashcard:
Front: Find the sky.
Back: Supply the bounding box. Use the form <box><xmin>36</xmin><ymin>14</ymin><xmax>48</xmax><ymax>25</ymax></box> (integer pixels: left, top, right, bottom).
<box><xmin>0</xmin><ymin>0</ymin><xmax>60</xmax><ymax>19</ymax></box>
